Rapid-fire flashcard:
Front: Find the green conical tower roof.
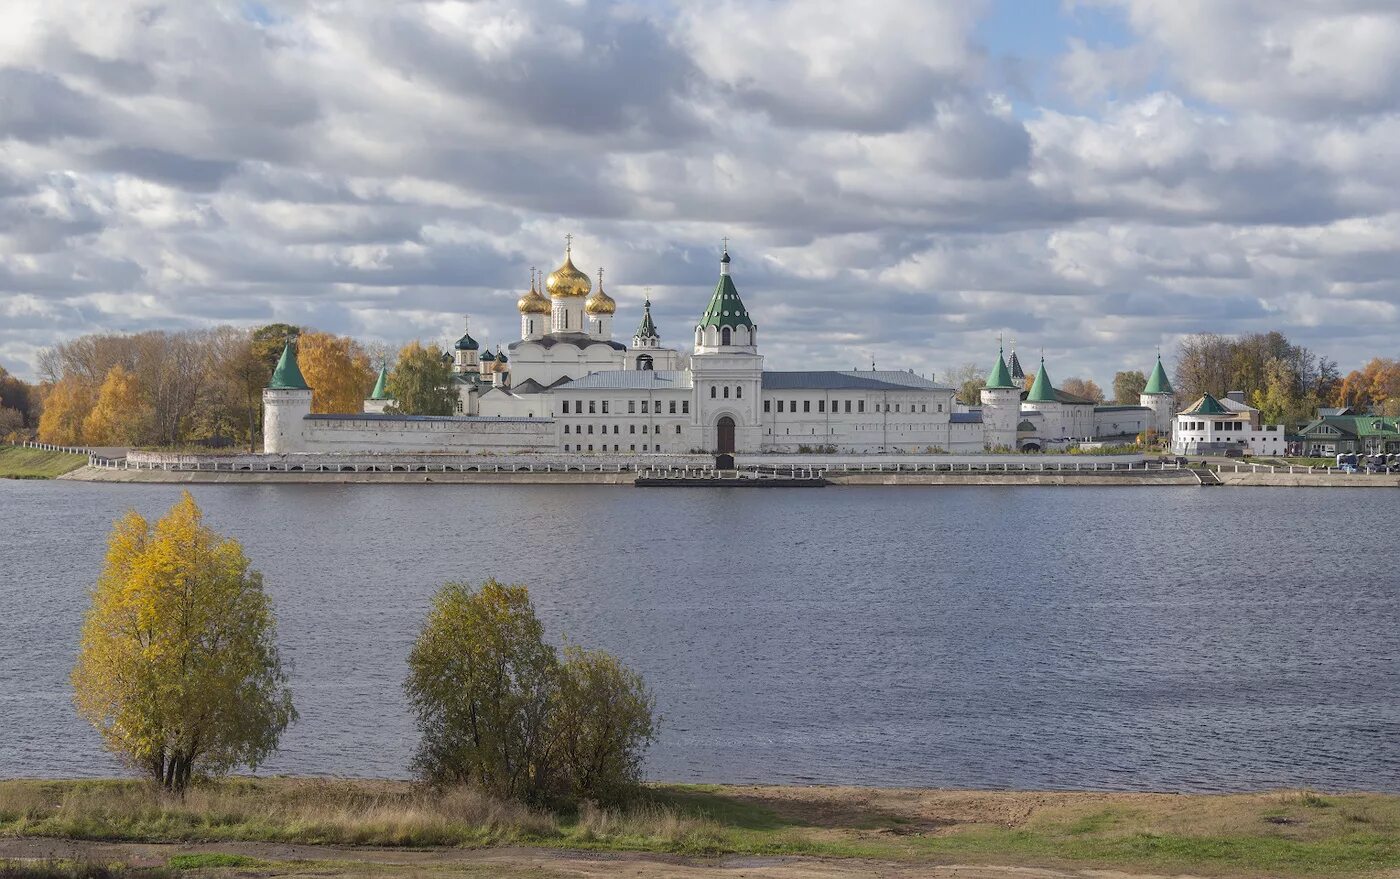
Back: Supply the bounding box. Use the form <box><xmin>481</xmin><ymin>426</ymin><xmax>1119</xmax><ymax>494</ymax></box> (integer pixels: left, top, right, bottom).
<box><xmin>1183</xmin><ymin>392</ymin><xmax>1228</xmax><ymax>415</ymax></box>
<box><xmin>1143</xmin><ymin>355</ymin><xmax>1174</xmax><ymax>395</ymax></box>
<box><xmin>635</xmin><ymin>299</ymin><xmax>659</xmax><ymax>340</ymax></box>
<box><xmin>698</xmin><ymin>251</ymin><xmax>755</xmax><ymax>330</ymax></box>
<box><xmin>267</xmin><ymin>341</ymin><xmax>310</xmax><ymax>390</ymax></box>
<box><xmin>1026</xmin><ymin>358</ymin><xmax>1056</xmax><ymax>402</ymax></box>
<box><xmin>986</xmin><ymin>347</ymin><xmax>1016</xmax><ymax>389</ymax></box>
<box><xmin>370</xmin><ymin>365</ymin><xmax>390</xmax><ymax>400</ymax></box>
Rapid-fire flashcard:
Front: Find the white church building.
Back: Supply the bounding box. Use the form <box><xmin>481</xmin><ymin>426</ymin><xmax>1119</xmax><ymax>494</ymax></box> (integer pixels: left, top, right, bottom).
<box><xmin>263</xmin><ymin>241</ymin><xmax>1181</xmax><ymax>459</ymax></box>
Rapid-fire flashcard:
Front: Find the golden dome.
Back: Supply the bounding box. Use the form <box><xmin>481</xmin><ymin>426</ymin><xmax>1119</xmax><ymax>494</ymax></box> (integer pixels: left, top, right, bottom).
<box><xmin>585</xmin><ymin>268</ymin><xmax>616</xmax><ymax>315</ymax></box>
<box><xmin>518</xmin><ymin>271</ymin><xmax>550</xmax><ymax>314</ymax></box>
<box><xmin>546</xmin><ymin>241</ymin><xmax>591</xmax><ymax>298</ymax></box>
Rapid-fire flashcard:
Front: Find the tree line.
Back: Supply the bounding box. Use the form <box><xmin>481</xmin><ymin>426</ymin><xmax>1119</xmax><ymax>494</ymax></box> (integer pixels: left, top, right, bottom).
<box><xmin>74</xmin><ymin>493</ymin><xmax>655</xmax><ymax>805</ymax></box>
<box><xmin>1</xmin><ymin>325</ymin><xmax>465</xmax><ymax>448</ymax></box>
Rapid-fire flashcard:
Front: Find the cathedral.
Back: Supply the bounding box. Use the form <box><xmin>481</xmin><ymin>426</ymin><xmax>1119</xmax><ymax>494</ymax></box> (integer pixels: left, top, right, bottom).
<box><xmin>264</xmin><ymin>240</ymin><xmax>1177</xmax><ymax>457</ymax></box>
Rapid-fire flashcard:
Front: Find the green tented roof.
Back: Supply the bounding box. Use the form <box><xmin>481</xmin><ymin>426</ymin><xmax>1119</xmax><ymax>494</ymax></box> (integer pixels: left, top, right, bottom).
<box><xmin>985</xmin><ymin>348</ymin><xmax>1016</xmax><ymax>389</ymax></box>
<box><xmin>698</xmin><ymin>260</ymin><xmax>755</xmax><ymax>330</ymax></box>
<box><xmin>267</xmin><ymin>341</ymin><xmax>310</xmax><ymax>390</ymax></box>
<box><xmin>1183</xmin><ymin>393</ymin><xmax>1228</xmax><ymax>415</ymax></box>
<box><xmin>1025</xmin><ymin>359</ymin><xmax>1056</xmax><ymax>402</ymax></box>
<box><xmin>635</xmin><ymin>299</ymin><xmax>659</xmax><ymax>339</ymax></box>
<box><xmin>1144</xmin><ymin>355</ymin><xmax>1174</xmax><ymax>395</ymax></box>
<box><xmin>370</xmin><ymin>366</ymin><xmax>390</xmax><ymax>400</ymax></box>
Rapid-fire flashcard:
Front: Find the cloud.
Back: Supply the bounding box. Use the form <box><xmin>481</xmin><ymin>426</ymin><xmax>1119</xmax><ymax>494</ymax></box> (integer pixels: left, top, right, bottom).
<box><xmin>2</xmin><ymin>0</ymin><xmax>1400</xmax><ymax>388</ymax></box>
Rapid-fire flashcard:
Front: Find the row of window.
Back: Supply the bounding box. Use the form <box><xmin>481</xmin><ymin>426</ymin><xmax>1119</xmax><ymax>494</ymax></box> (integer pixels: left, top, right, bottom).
<box><xmin>561</xmin><ymin>399</ymin><xmax>691</xmax><ymax>415</ymax></box>
<box><xmin>564</xmin><ymin>443</ymin><xmax>663</xmax><ymax>453</ymax></box>
<box><xmin>762</xmin><ymin>399</ymin><xmax>940</xmax><ymax>415</ymax></box>
<box><xmin>1183</xmin><ymin>420</ymin><xmax>1247</xmax><ymax>431</ymax></box>
<box><xmin>709</xmin><ymin>385</ymin><xmax>743</xmax><ymax>399</ymax></box>
<box><xmin>766</xmin><ymin>424</ymin><xmax>945</xmax><ymax>436</ymax></box>
<box><xmin>564</xmin><ymin>423</ymin><xmax>683</xmax><ymax>435</ymax></box>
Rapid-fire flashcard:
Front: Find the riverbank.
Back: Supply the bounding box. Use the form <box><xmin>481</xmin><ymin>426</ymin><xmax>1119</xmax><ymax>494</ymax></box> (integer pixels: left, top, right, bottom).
<box><xmin>1</xmin><ymin>779</ymin><xmax>1396</xmax><ymax>878</ymax></box>
<box><xmin>0</xmin><ymin>447</ymin><xmax>86</xmax><ymax>479</ymax></box>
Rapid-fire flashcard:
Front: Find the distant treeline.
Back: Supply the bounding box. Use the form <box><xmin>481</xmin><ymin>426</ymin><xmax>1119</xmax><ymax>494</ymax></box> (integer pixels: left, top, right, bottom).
<box><xmin>3</xmin><ymin>327</ymin><xmax>1397</xmax><ymax>447</ymax></box>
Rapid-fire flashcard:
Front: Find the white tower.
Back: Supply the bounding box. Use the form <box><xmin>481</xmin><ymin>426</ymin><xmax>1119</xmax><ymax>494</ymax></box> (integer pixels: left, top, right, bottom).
<box><xmin>690</xmin><ymin>247</ymin><xmax>764</xmax><ymax>455</ymax></box>
<box><xmin>263</xmin><ymin>341</ymin><xmax>313</xmax><ymax>454</ymax></box>
<box><xmin>545</xmin><ymin>236</ymin><xmax>590</xmax><ymax>334</ymax></box>
<box><xmin>978</xmin><ymin>345</ymin><xmax>1020</xmax><ymax>450</ymax></box>
<box><xmin>584</xmin><ymin>268</ymin><xmax>616</xmax><ymax>339</ymax></box>
<box><xmin>518</xmin><ymin>269</ymin><xmax>549</xmax><ymax>340</ymax></box>
<box><xmin>1140</xmin><ymin>353</ymin><xmax>1176</xmax><ymax>441</ymax></box>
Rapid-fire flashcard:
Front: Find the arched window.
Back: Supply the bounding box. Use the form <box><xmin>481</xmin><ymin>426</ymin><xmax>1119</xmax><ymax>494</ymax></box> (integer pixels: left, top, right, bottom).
<box><xmin>711</xmin><ymin>386</ymin><xmax>717</xmax><ymax>398</ymax></box>
<box><xmin>736</xmin><ymin>386</ymin><xmax>743</xmax><ymax>399</ymax></box>
<box><xmin>723</xmin><ymin>386</ymin><xmax>730</xmax><ymax>399</ymax></box>
<box><xmin>721</xmin><ymin>327</ymin><xmax>732</xmax><ymax>345</ymax></box>
<box><xmin>637</xmin><ymin>354</ymin><xmax>653</xmax><ymax>371</ymax></box>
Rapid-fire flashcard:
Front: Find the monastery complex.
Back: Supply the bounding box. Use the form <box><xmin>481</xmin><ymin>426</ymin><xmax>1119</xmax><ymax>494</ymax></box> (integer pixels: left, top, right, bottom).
<box><xmin>262</xmin><ymin>242</ymin><xmax>1285</xmax><ymax>461</ymax></box>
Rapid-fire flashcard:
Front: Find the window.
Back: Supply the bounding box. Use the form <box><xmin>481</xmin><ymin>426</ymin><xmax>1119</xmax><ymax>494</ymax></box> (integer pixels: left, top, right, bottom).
<box><xmin>764</xmin><ymin>400</ymin><xmax>771</xmax><ymax>413</ymax></box>
<box><xmin>628</xmin><ymin>401</ymin><xmax>636</xmax><ymax>414</ymax></box>
<box><xmin>711</xmin><ymin>386</ymin><xmax>717</xmax><ymax>398</ymax></box>
<box><xmin>858</xmin><ymin>400</ymin><xmax>865</xmax><ymax>413</ymax></box>
<box><xmin>642</xmin><ymin>424</ymin><xmax>649</xmax><ymax>434</ymax></box>
<box><xmin>736</xmin><ymin>386</ymin><xmax>742</xmax><ymax>399</ymax></box>
<box><xmin>562</xmin><ymin>401</ymin><xmax>570</xmax><ymax>414</ymax></box>
<box><xmin>724</xmin><ymin>386</ymin><xmax>730</xmax><ymax>399</ymax></box>
<box><xmin>818</xmin><ymin>400</ymin><xmax>825</xmax><ymax>413</ymax></box>
<box><xmin>675</xmin><ymin>425</ymin><xmax>681</xmax><ymax>434</ymax></box>
<box><xmin>589</xmin><ymin>401</ymin><xmax>596</xmax><ymax>414</ymax></box>
<box><xmin>613</xmin><ymin>425</ymin><xmax>619</xmax><ymax>434</ymax></box>
<box><xmin>669</xmin><ymin>400</ymin><xmax>677</xmax><ymax>414</ymax></box>
<box><xmin>682</xmin><ymin>401</ymin><xmax>689</xmax><ymax>414</ymax></box>
<box><xmin>921</xmin><ymin>404</ymin><xmax>926</xmax><ymax>413</ymax></box>
<box><xmin>602</xmin><ymin>401</ymin><xmax>609</xmax><ymax>414</ymax></box>
<box><xmin>564</xmin><ymin>425</ymin><xmax>571</xmax><ymax>434</ymax></box>
<box><xmin>575</xmin><ymin>400</ymin><xmax>582</xmax><ymax>413</ymax></box>
<box><xmin>844</xmin><ymin>400</ymin><xmax>851</xmax><ymax>413</ymax></box>
<box><xmin>564</xmin><ymin>312</ymin><xmax>568</xmax><ymax>329</ymax></box>
<box><xmin>721</xmin><ymin>327</ymin><xmax>731</xmax><ymax>345</ymax></box>
<box><xmin>629</xmin><ymin>425</ymin><xmax>636</xmax><ymax>434</ymax></box>
<box><xmin>803</xmin><ymin>401</ymin><xmax>810</xmax><ymax>413</ymax></box>
<box><xmin>896</xmin><ymin>404</ymin><xmax>901</xmax><ymax>412</ymax></box>
<box><xmin>587</xmin><ymin>444</ymin><xmax>593</xmax><ymax>451</ymax></box>
<box><xmin>777</xmin><ymin>400</ymin><xmax>784</xmax><ymax>412</ymax></box>
<box><xmin>630</xmin><ymin>444</ymin><xmax>636</xmax><ymax>451</ymax></box>
<box><xmin>587</xmin><ymin>425</ymin><xmax>593</xmax><ymax>434</ymax></box>
<box><xmin>937</xmin><ymin>403</ymin><xmax>943</xmax><ymax>413</ymax></box>
<box><xmin>642</xmin><ymin>400</ymin><xmax>649</xmax><ymax>414</ymax></box>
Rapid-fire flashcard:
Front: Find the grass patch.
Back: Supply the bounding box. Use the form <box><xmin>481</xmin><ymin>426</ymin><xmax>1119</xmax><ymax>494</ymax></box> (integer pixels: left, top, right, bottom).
<box><xmin>0</xmin><ymin>446</ymin><xmax>87</xmax><ymax>479</ymax></box>
<box><xmin>1</xmin><ymin>780</ymin><xmax>1398</xmax><ymax>877</ymax></box>
<box><xmin>0</xmin><ymin>862</ymin><xmax>170</xmax><ymax>879</ymax></box>
<box><xmin>164</xmin><ymin>855</ymin><xmax>258</xmax><ymax>870</ymax></box>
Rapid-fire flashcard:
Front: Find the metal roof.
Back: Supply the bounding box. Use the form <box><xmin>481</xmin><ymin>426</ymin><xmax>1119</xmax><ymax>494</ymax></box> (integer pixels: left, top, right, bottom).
<box><xmin>305</xmin><ymin>413</ymin><xmax>549</xmax><ymax>423</ymax></box>
<box><xmin>508</xmin><ymin>333</ymin><xmax>627</xmax><ymax>352</ymax></box>
<box><xmin>762</xmin><ymin>370</ymin><xmax>950</xmax><ymax>391</ymax></box>
<box><xmin>950</xmin><ymin>412</ymin><xmax>983</xmax><ymax>424</ymax></box>
<box><xmin>555</xmin><ymin>370</ymin><xmax>693</xmax><ymax>391</ymax></box>
<box><xmin>1094</xmin><ymin>405</ymin><xmax>1151</xmax><ymax>412</ymax></box>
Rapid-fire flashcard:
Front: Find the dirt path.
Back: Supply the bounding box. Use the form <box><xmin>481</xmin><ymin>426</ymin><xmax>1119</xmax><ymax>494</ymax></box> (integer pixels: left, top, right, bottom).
<box><xmin>0</xmin><ymin>837</ymin><xmax>1205</xmax><ymax>879</ymax></box>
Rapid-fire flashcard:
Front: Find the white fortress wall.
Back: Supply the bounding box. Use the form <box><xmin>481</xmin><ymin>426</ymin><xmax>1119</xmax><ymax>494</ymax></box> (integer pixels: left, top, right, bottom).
<box><xmin>296</xmin><ymin>414</ymin><xmax>556</xmax><ymax>454</ymax></box>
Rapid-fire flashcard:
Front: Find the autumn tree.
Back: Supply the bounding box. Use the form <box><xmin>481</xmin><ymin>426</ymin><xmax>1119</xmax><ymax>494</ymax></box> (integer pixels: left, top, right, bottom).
<box><xmin>83</xmin><ymin>365</ymin><xmax>150</xmax><ymax>446</ymax></box>
<box><xmin>71</xmin><ymin>493</ymin><xmax>295</xmax><ymax>792</ymax></box>
<box><xmin>406</xmin><ymin>581</ymin><xmax>656</xmax><ymax>806</ymax></box>
<box><xmin>406</xmin><ymin>581</ymin><xmax>558</xmax><ymax>802</ymax></box>
<box><xmin>1112</xmin><ymin>370</ymin><xmax>1147</xmax><ymax>404</ymax></box>
<box><xmin>297</xmin><ymin>331</ymin><xmax>376</xmax><ymax>414</ymax></box>
<box><xmin>37</xmin><ymin>377</ymin><xmax>96</xmax><ymax>445</ymax></box>
<box><xmin>1058</xmin><ymin>377</ymin><xmax>1104</xmax><ymax>404</ymax></box>
<box><xmin>251</xmin><ymin>324</ymin><xmax>301</xmax><ymax>374</ymax></box>
<box><xmin>1334</xmin><ymin>358</ymin><xmax>1400</xmax><ymax>415</ymax></box>
<box><xmin>387</xmin><ymin>342</ymin><xmax>457</xmax><ymax>416</ymax></box>
<box><xmin>945</xmin><ymin>362</ymin><xmax>987</xmax><ymax>406</ymax></box>
<box><xmin>0</xmin><ymin>365</ymin><xmax>38</xmax><ymax>428</ymax></box>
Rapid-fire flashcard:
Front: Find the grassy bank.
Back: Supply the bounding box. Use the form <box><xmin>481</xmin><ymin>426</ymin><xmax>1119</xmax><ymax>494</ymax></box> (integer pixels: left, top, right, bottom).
<box><xmin>1</xmin><ymin>780</ymin><xmax>1398</xmax><ymax>877</ymax></box>
<box><xmin>0</xmin><ymin>447</ymin><xmax>86</xmax><ymax>479</ymax></box>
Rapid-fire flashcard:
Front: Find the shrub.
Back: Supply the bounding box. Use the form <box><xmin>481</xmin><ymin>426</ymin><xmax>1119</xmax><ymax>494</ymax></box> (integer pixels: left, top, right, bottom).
<box><xmin>405</xmin><ymin>581</ymin><xmax>656</xmax><ymax>807</ymax></box>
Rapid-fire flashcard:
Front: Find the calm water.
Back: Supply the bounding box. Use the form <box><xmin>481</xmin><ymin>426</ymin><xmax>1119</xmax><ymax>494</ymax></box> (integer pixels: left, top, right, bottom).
<box><xmin>1</xmin><ymin>480</ymin><xmax>1397</xmax><ymax>791</ymax></box>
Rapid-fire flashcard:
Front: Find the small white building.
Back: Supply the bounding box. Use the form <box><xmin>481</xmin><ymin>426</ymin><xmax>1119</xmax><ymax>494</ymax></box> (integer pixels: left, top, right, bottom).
<box><xmin>1172</xmin><ymin>392</ymin><xmax>1285</xmax><ymax>456</ymax></box>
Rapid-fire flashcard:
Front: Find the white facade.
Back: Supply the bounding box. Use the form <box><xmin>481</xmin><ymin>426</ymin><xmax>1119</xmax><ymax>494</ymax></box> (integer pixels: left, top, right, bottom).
<box><xmin>1171</xmin><ymin>392</ymin><xmax>1286</xmax><ymax>456</ymax></box>
<box><xmin>268</xmin><ymin>242</ymin><xmax>1184</xmax><ymax>459</ymax></box>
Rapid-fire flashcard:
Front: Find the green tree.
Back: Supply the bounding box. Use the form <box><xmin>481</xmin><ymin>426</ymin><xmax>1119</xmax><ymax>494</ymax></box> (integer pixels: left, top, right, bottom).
<box><xmin>71</xmin><ymin>492</ymin><xmax>296</xmax><ymax>792</ymax></box>
<box><xmin>554</xmin><ymin>646</ymin><xmax>656</xmax><ymax>806</ymax></box>
<box><xmin>405</xmin><ymin>580</ymin><xmax>558</xmax><ymax>801</ymax></box>
<box><xmin>251</xmin><ymin>324</ymin><xmax>301</xmax><ymax>376</ymax></box>
<box><xmin>1113</xmin><ymin>370</ymin><xmax>1147</xmax><ymax>404</ymax></box>
<box><xmin>387</xmin><ymin>342</ymin><xmax>457</xmax><ymax>416</ymax></box>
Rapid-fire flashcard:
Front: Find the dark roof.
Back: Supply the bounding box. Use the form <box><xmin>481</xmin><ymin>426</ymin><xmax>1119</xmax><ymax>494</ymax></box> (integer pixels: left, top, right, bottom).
<box><xmin>1095</xmin><ymin>405</ymin><xmax>1151</xmax><ymax>412</ymax></box>
<box><xmin>1054</xmin><ymin>388</ymin><xmax>1097</xmax><ymax>405</ymax></box>
<box><xmin>509</xmin><ymin>378</ymin><xmax>550</xmax><ymax>395</ymax></box>
<box><xmin>509</xmin><ymin>333</ymin><xmax>627</xmax><ymax>352</ymax></box>
<box><xmin>1008</xmin><ymin>350</ymin><xmax>1025</xmax><ymax>380</ymax></box>
<box><xmin>1183</xmin><ymin>393</ymin><xmax>1228</xmax><ymax>415</ymax></box>
<box><xmin>761</xmin><ymin>371</ymin><xmax>945</xmax><ymax>391</ymax></box>
<box><xmin>454</xmin><ymin>332</ymin><xmax>479</xmax><ymax>351</ymax></box>
<box><xmin>950</xmin><ymin>412</ymin><xmax>983</xmax><ymax>424</ymax></box>
<box><xmin>305</xmin><ymin>413</ymin><xmax>548</xmax><ymax>423</ymax></box>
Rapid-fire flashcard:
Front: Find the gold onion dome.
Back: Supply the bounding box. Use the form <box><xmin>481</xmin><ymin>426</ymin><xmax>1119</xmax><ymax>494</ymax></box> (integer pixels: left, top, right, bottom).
<box><xmin>546</xmin><ymin>240</ymin><xmax>591</xmax><ymax>298</ymax></box>
<box><xmin>585</xmin><ymin>268</ymin><xmax>616</xmax><ymax>315</ymax></box>
<box><xmin>518</xmin><ymin>270</ymin><xmax>550</xmax><ymax>314</ymax></box>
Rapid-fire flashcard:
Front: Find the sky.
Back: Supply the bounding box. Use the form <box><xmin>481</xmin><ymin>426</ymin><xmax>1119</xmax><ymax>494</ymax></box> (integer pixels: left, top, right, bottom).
<box><xmin>3</xmin><ymin>0</ymin><xmax>1400</xmax><ymax>385</ymax></box>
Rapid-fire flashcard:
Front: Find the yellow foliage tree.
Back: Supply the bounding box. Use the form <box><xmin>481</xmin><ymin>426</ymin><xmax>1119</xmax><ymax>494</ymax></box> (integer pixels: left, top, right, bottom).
<box><xmin>71</xmin><ymin>492</ymin><xmax>296</xmax><ymax>791</ymax></box>
<box><xmin>83</xmin><ymin>365</ymin><xmax>150</xmax><ymax>446</ymax></box>
<box><xmin>297</xmin><ymin>331</ymin><xmax>375</xmax><ymax>414</ymax></box>
<box><xmin>37</xmin><ymin>377</ymin><xmax>96</xmax><ymax>445</ymax></box>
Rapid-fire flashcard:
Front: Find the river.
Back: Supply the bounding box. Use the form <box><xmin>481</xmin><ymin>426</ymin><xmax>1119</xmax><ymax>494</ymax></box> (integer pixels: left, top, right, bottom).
<box><xmin>1</xmin><ymin>480</ymin><xmax>1396</xmax><ymax>791</ymax></box>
